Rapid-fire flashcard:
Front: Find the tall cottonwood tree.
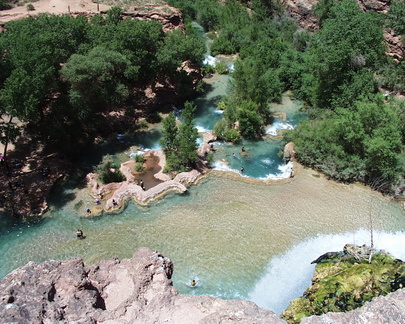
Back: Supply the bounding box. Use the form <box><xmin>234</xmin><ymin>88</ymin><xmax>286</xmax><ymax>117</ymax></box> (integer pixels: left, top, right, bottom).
<box><xmin>160</xmin><ymin>102</ymin><xmax>199</xmax><ymax>172</ymax></box>
<box><xmin>304</xmin><ymin>0</ymin><xmax>385</xmax><ymax>109</ymax></box>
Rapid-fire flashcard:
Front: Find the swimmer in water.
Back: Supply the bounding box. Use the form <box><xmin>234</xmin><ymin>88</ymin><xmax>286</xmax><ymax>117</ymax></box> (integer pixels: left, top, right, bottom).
<box><xmin>76</xmin><ymin>229</ymin><xmax>84</xmax><ymax>238</ymax></box>
<box><xmin>191</xmin><ymin>279</ymin><xmax>196</xmax><ymax>287</ymax></box>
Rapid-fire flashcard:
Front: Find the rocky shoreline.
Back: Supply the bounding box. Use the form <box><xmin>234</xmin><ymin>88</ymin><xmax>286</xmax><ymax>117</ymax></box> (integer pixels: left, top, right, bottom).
<box><xmin>84</xmin><ymin>131</ymin><xmax>218</xmax><ymax>217</ymax></box>
<box><xmin>1</xmin><ymin>246</ymin><xmax>404</xmax><ymax>323</ymax></box>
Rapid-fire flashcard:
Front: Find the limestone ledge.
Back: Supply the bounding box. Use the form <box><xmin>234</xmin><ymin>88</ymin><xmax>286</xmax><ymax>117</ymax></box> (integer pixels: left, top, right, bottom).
<box><xmin>86</xmin><ymin>150</ymin><xmax>204</xmax><ymax>214</ymax></box>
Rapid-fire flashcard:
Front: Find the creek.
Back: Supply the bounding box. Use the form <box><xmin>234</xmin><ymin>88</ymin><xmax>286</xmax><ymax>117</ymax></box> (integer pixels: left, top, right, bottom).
<box><xmin>0</xmin><ymin>26</ymin><xmax>404</xmax><ymax>316</ymax></box>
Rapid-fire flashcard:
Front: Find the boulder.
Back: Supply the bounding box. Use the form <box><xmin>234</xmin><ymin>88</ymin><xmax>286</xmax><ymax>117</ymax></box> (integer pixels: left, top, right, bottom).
<box><xmin>0</xmin><ymin>248</ymin><xmax>284</xmax><ymax>323</ymax></box>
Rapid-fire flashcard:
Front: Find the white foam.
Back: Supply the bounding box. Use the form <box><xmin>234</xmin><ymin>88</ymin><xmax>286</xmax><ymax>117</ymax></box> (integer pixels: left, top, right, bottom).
<box><xmin>212</xmin><ymin>161</ymin><xmax>248</xmax><ymax>177</ymax></box>
<box><xmin>196</xmin><ymin>125</ymin><xmax>210</xmax><ymax>133</ymax></box>
<box><xmin>213</xmin><ymin>109</ymin><xmax>224</xmax><ymax>114</ymax></box>
<box><xmin>203</xmin><ymin>55</ymin><xmax>217</xmax><ymax>66</ymax></box>
<box><xmin>197</xmin><ymin>137</ymin><xmax>204</xmax><ymax>147</ymax></box>
<box><xmin>249</xmin><ymin>229</ymin><xmax>405</xmax><ymax>315</ymax></box>
<box><xmin>227</xmin><ymin>63</ymin><xmax>235</xmax><ymax>72</ymax></box>
<box><xmin>129</xmin><ymin>150</ymin><xmax>144</xmax><ymax>158</ymax></box>
<box><xmin>259</xmin><ymin>161</ymin><xmax>293</xmax><ymax>180</ymax></box>
<box><xmin>212</xmin><ymin>160</ymin><xmax>233</xmax><ymax>172</ymax></box>
<box><xmin>261</xmin><ymin>158</ymin><xmax>274</xmax><ymax>165</ymax></box>
<box><xmin>265</xmin><ymin>121</ymin><xmax>294</xmax><ymax>136</ymax></box>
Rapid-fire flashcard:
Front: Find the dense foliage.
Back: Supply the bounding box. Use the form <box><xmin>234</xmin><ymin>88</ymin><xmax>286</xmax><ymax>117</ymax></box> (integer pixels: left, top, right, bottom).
<box><xmin>94</xmin><ymin>154</ymin><xmax>126</xmax><ymax>184</ymax></box>
<box><xmin>0</xmin><ymin>0</ymin><xmax>12</xmax><ymax>10</ymax></box>
<box><xmin>168</xmin><ymin>0</ymin><xmax>404</xmax><ymax>189</ymax></box>
<box><xmin>0</xmin><ymin>9</ymin><xmax>205</xmax><ymax>156</ymax></box>
<box><xmin>282</xmin><ymin>249</ymin><xmax>405</xmax><ymax>323</ymax></box>
<box><xmin>168</xmin><ymin>0</ymin><xmax>295</xmax><ymax>139</ymax></box>
<box><xmin>1</xmin><ymin>0</ymin><xmax>404</xmax><ymax>188</ymax></box>
<box><xmin>160</xmin><ymin>101</ymin><xmax>199</xmax><ymax>172</ymax></box>
<box><xmin>285</xmin><ymin>0</ymin><xmax>405</xmax><ymax>189</ymax></box>
<box><xmin>387</xmin><ymin>0</ymin><xmax>405</xmax><ymax>36</ymax></box>
<box><xmin>285</xmin><ymin>96</ymin><xmax>403</xmax><ymax>186</ymax></box>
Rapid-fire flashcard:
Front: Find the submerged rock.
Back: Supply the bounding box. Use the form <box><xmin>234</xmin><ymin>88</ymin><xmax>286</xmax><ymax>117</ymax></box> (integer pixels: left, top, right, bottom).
<box><xmin>282</xmin><ymin>244</ymin><xmax>405</xmax><ymax>323</ymax></box>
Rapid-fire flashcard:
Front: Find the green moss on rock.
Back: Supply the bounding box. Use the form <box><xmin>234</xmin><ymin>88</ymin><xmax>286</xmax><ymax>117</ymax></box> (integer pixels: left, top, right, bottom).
<box><xmin>281</xmin><ymin>244</ymin><xmax>405</xmax><ymax>323</ymax></box>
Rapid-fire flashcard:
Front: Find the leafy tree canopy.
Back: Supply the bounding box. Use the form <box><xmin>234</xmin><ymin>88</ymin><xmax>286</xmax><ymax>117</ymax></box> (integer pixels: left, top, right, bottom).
<box><xmin>387</xmin><ymin>0</ymin><xmax>405</xmax><ymax>36</ymax></box>
<box><xmin>160</xmin><ymin>102</ymin><xmax>199</xmax><ymax>172</ymax></box>
<box><xmin>287</xmin><ymin>95</ymin><xmax>404</xmax><ymax>187</ymax></box>
<box><xmin>304</xmin><ymin>0</ymin><xmax>385</xmax><ymax>109</ymax></box>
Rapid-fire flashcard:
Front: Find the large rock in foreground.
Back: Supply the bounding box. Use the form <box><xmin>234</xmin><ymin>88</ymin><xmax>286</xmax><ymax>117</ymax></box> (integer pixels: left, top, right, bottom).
<box><xmin>302</xmin><ymin>287</ymin><xmax>405</xmax><ymax>324</ymax></box>
<box><xmin>0</xmin><ymin>248</ymin><xmax>283</xmax><ymax>323</ymax></box>
<box><xmin>2</xmin><ymin>247</ymin><xmax>405</xmax><ymax>323</ymax></box>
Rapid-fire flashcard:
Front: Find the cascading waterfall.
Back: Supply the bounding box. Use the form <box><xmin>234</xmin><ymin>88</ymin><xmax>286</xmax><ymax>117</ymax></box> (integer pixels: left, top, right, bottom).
<box><xmin>249</xmin><ymin>229</ymin><xmax>405</xmax><ymax>314</ymax></box>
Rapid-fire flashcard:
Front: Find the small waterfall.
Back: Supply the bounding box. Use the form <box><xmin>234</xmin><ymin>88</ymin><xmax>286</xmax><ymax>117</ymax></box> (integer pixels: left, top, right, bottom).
<box><xmin>249</xmin><ymin>229</ymin><xmax>405</xmax><ymax>314</ymax></box>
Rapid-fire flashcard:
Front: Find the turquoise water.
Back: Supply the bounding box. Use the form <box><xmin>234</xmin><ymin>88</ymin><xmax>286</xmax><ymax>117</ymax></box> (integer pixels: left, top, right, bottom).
<box><xmin>1</xmin><ymin>168</ymin><xmax>404</xmax><ymax>315</ymax></box>
<box><xmin>0</xmin><ymin>25</ymin><xmax>404</xmax><ymax>316</ymax></box>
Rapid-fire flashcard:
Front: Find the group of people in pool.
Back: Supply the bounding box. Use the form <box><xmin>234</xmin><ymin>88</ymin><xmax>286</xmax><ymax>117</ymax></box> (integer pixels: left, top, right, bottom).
<box><xmin>232</xmin><ymin>145</ymin><xmax>246</xmax><ymax>174</ymax></box>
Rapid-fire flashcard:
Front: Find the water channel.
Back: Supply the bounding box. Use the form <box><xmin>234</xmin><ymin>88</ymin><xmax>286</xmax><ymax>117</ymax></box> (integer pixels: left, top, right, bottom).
<box><xmin>0</xmin><ymin>26</ymin><xmax>404</xmax><ymax>316</ymax></box>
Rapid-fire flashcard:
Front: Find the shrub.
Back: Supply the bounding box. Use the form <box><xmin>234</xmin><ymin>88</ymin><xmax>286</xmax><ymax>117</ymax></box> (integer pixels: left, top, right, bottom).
<box><xmin>135</xmin><ymin>162</ymin><xmax>144</xmax><ymax>173</ymax></box>
<box><xmin>195</xmin><ymin>80</ymin><xmax>207</xmax><ymax>94</ymax></box>
<box><xmin>205</xmin><ymin>152</ymin><xmax>214</xmax><ymax>168</ymax></box>
<box><xmin>223</xmin><ymin>128</ymin><xmax>242</xmax><ymax>143</ymax></box>
<box><xmin>134</xmin><ymin>154</ymin><xmax>145</xmax><ymax>163</ymax></box>
<box><xmin>94</xmin><ymin>154</ymin><xmax>126</xmax><ymax>184</ymax></box>
<box><xmin>138</xmin><ymin>119</ymin><xmax>148</xmax><ymax>129</ymax></box>
<box><xmin>211</xmin><ymin>37</ymin><xmax>236</xmax><ymax>56</ymax></box>
<box><xmin>146</xmin><ymin>111</ymin><xmax>162</xmax><ymax>124</ymax></box>
<box><xmin>217</xmin><ymin>101</ymin><xmax>226</xmax><ymax>110</ymax></box>
<box><xmin>215</xmin><ymin>62</ymin><xmax>228</xmax><ymax>74</ymax></box>
<box><xmin>201</xmin><ymin>64</ymin><xmax>215</xmax><ymax>77</ymax></box>
<box><xmin>26</xmin><ymin>3</ymin><xmax>35</xmax><ymax>10</ymax></box>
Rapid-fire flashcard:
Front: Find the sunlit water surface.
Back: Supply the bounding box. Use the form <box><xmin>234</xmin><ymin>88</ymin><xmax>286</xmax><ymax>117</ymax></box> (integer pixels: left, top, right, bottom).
<box><xmin>0</xmin><ymin>28</ymin><xmax>404</xmax><ymax>314</ymax></box>
<box><xmin>0</xmin><ymin>167</ymin><xmax>404</xmax><ymax>314</ymax></box>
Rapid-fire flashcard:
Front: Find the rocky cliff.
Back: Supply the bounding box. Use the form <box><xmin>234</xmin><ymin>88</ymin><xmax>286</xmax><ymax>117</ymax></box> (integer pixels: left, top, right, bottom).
<box><xmin>1</xmin><ymin>247</ymin><xmax>405</xmax><ymax>323</ymax></box>
<box><xmin>0</xmin><ymin>248</ymin><xmax>283</xmax><ymax>323</ymax></box>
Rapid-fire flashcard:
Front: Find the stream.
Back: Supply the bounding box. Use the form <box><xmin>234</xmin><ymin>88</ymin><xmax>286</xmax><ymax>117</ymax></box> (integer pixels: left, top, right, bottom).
<box><xmin>0</xmin><ymin>25</ymin><xmax>404</xmax><ymax>316</ymax></box>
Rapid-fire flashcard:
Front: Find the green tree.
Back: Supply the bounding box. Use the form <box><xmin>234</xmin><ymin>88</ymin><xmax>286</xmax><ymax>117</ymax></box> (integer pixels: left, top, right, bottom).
<box><xmin>160</xmin><ymin>102</ymin><xmax>199</xmax><ymax>172</ymax></box>
<box><xmin>177</xmin><ymin>101</ymin><xmax>199</xmax><ymax>168</ymax></box>
<box><xmin>289</xmin><ymin>96</ymin><xmax>403</xmax><ymax>186</ymax></box>
<box><xmin>157</xmin><ymin>29</ymin><xmax>204</xmax><ymax>76</ymax></box>
<box><xmin>236</xmin><ymin>100</ymin><xmax>264</xmax><ymax>139</ymax></box>
<box><xmin>314</xmin><ymin>0</ymin><xmax>338</xmax><ymax>26</ymax></box>
<box><xmin>0</xmin><ymin>68</ymin><xmax>40</xmax><ymax>158</ymax></box>
<box><xmin>160</xmin><ymin>112</ymin><xmax>178</xmax><ymax>162</ymax></box>
<box><xmin>61</xmin><ymin>46</ymin><xmax>130</xmax><ymax>111</ymax></box>
<box><xmin>387</xmin><ymin>0</ymin><xmax>405</xmax><ymax>36</ymax></box>
<box><xmin>304</xmin><ymin>0</ymin><xmax>385</xmax><ymax>109</ymax></box>
<box><xmin>106</xmin><ymin>6</ymin><xmax>123</xmax><ymax>25</ymax></box>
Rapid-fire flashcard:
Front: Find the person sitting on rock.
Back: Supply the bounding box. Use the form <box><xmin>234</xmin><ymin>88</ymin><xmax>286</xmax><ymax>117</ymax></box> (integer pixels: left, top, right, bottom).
<box><xmin>112</xmin><ymin>199</ymin><xmax>118</xmax><ymax>207</ymax></box>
